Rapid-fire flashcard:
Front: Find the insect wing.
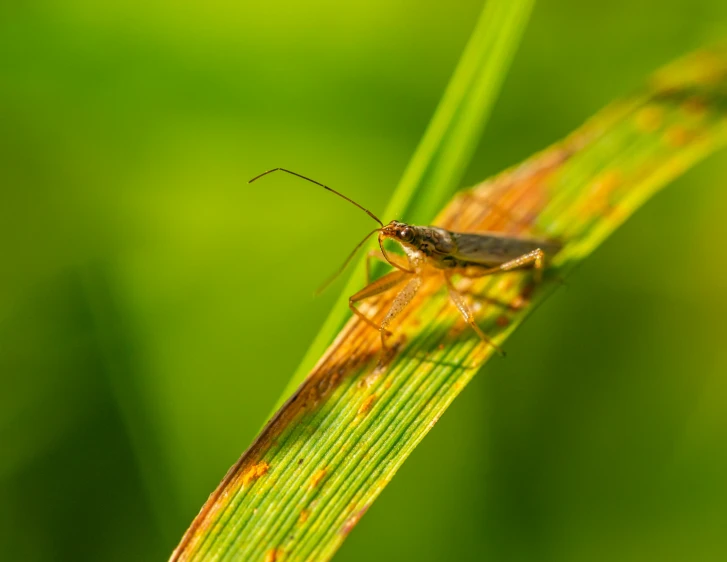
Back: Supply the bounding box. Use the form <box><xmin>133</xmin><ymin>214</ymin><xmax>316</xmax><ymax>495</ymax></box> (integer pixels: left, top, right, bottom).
<box><xmin>451</xmin><ymin>232</ymin><xmax>561</xmax><ymax>265</ymax></box>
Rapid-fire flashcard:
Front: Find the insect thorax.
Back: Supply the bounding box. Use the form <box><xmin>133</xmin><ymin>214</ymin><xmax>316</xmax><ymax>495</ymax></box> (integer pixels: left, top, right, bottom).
<box><xmin>402</xmin><ymin>226</ymin><xmax>457</xmax><ymax>265</ymax></box>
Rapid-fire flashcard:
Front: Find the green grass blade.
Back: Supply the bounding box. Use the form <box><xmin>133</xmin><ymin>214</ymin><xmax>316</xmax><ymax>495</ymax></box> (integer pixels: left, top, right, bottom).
<box><xmin>278</xmin><ymin>0</ymin><xmax>535</xmax><ymax>406</ymax></box>
<box><xmin>170</xmin><ymin>46</ymin><xmax>727</xmax><ymax>562</ymax></box>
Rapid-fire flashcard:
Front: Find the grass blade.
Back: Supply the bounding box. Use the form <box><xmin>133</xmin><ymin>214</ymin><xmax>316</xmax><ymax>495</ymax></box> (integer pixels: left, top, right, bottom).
<box><xmin>171</xmin><ymin>46</ymin><xmax>727</xmax><ymax>562</ymax></box>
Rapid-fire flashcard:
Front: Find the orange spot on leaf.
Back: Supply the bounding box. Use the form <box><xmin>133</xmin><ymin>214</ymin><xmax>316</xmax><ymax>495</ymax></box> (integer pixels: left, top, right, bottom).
<box><xmin>581</xmin><ymin>170</ymin><xmax>621</xmax><ymax>216</ymax></box>
<box><xmin>358</xmin><ymin>395</ymin><xmax>377</xmax><ymax>416</ymax></box>
<box><xmin>634</xmin><ymin>106</ymin><xmax>663</xmax><ymax>132</ymax></box>
<box><xmin>682</xmin><ymin>96</ymin><xmax>707</xmax><ymax>118</ymax></box>
<box><xmin>240</xmin><ymin>461</ymin><xmax>270</xmax><ymax>487</ymax></box>
<box><xmin>663</xmin><ymin>125</ymin><xmax>697</xmax><ymax>147</ymax></box>
<box><xmin>264</xmin><ymin>548</ymin><xmax>281</xmax><ymax>562</ymax></box>
<box><xmin>310</xmin><ymin>468</ymin><xmax>327</xmax><ymax>489</ymax></box>
<box><xmin>590</xmin><ymin>170</ymin><xmax>621</xmax><ymax>197</ymax></box>
<box><xmin>299</xmin><ymin>509</ymin><xmax>311</xmax><ymax>524</ymax></box>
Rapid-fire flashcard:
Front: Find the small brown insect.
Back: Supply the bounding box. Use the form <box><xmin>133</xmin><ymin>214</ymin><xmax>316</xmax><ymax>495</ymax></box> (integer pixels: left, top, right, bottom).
<box><xmin>249</xmin><ymin>168</ymin><xmax>561</xmax><ymax>356</ymax></box>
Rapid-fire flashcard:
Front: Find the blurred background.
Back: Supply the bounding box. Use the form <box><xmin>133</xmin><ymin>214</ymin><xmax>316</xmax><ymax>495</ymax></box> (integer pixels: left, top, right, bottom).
<box><xmin>2</xmin><ymin>1</ymin><xmax>727</xmax><ymax>560</ymax></box>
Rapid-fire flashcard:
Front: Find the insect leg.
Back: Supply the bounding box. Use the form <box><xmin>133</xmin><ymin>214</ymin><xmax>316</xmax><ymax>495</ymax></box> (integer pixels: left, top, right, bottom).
<box><xmin>444</xmin><ymin>274</ymin><xmax>505</xmax><ymax>356</ymax></box>
<box><xmin>349</xmin><ymin>270</ymin><xmax>410</xmax><ymax>335</ymax></box>
<box><xmin>465</xmin><ymin>248</ymin><xmax>546</xmax><ymax>283</ymax></box>
<box><xmin>365</xmin><ymin>250</ymin><xmax>411</xmax><ymax>283</ymax></box>
<box><xmin>379</xmin><ymin>274</ymin><xmax>423</xmax><ymax>350</ymax></box>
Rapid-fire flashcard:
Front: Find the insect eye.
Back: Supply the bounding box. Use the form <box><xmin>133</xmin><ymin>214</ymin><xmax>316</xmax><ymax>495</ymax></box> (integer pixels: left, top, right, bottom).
<box><xmin>399</xmin><ymin>227</ymin><xmax>413</xmax><ymax>241</ymax></box>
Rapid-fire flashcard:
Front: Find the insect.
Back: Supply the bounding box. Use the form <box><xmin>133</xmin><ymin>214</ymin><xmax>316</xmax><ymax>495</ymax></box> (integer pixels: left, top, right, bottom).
<box><xmin>249</xmin><ymin>168</ymin><xmax>562</xmax><ymax>356</ymax></box>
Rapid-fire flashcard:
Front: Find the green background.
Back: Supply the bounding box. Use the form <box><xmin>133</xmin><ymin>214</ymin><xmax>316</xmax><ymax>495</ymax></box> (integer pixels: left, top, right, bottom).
<box><xmin>2</xmin><ymin>1</ymin><xmax>726</xmax><ymax>560</ymax></box>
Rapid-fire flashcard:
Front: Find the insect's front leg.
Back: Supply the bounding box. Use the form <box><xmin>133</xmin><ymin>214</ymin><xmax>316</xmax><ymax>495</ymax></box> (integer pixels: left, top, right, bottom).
<box><xmin>379</xmin><ymin>274</ymin><xmax>422</xmax><ymax>350</ymax></box>
<box><xmin>349</xmin><ymin>270</ymin><xmax>410</xmax><ymax>339</ymax></box>
<box><xmin>364</xmin><ymin>250</ymin><xmax>411</xmax><ymax>284</ymax></box>
<box><xmin>349</xmin><ymin>270</ymin><xmax>422</xmax><ymax>354</ymax></box>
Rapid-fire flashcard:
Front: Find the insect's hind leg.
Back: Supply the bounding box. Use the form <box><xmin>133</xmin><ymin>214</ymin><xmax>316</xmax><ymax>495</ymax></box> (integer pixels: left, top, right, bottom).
<box><xmin>466</xmin><ymin>248</ymin><xmax>546</xmax><ymax>283</ymax></box>
<box><xmin>444</xmin><ymin>274</ymin><xmax>505</xmax><ymax>356</ymax></box>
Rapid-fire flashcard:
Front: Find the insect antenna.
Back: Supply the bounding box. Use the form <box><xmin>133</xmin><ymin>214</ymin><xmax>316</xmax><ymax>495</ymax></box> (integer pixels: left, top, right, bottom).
<box><xmin>314</xmin><ymin>228</ymin><xmax>381</xmax><ymax>295</ymax></box>
<box><xmin>248</xmin><ymin>168</ymin><xmax>384</xmax><ymax>227</ymax></box>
